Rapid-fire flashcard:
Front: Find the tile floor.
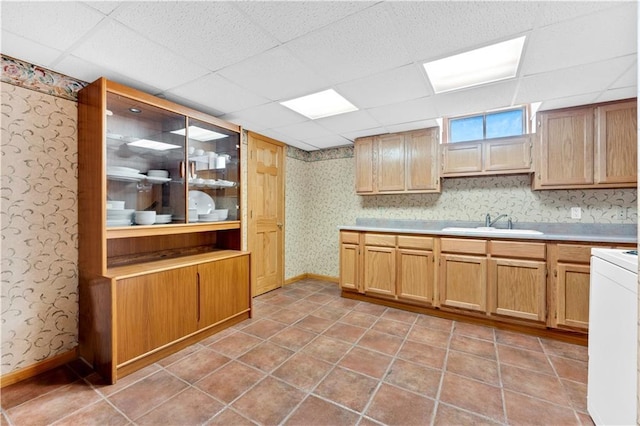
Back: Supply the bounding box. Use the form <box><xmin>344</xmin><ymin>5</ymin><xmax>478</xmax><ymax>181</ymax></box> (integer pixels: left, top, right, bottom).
<box><xmin>1</xmin><ymin>279</ymin><xmax>592</xmax><ymax>426</ymax></box>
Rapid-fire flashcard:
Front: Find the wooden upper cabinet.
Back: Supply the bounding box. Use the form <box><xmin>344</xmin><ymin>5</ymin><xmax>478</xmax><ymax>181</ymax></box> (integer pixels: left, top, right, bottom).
<box><xmin>354</xmin><ymin>127</ymin><xmax>440</xmax><ymax>194</ymax></box>
<box><xmin>441</xmin><ymin>141</ymin><xmax>483</xmax><ymax>175</ymax></box>
<box><xmin>534</xmin><ymin>99</ymin><xmax>636</xmax><ymax>190</ymax></box>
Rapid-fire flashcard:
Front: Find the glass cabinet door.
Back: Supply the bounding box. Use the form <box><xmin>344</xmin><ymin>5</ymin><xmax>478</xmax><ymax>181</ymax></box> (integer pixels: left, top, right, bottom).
<box><xmin>105</xmin><ymin>92</ymin><xmax>187</xmax><ymax>226</ymax></box>
<box><xmin>185</xmin><ymin>118</ymin><xmax>240</xmax><ymax>223</ymax></box>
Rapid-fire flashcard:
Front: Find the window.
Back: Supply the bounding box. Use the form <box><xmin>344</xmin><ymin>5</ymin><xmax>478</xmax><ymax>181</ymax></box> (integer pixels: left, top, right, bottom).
<box><xmin>447</xmin><ymin>107</ymin><xmax>526</xmax><ymax>143</ymax></box>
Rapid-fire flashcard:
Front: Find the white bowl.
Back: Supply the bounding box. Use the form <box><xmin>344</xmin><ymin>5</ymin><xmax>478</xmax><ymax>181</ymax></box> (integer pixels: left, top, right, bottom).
<box><xmin>147</xmin><ymin>169</ymin><xmax>169</xmax><ymax>178</ymax></box>
<box><xmin>188</xmin><ymin>208</ymin><xmax>198</xmax><ymax>222</ymax></box>
<box><xmin>106</xmin><ymin>208</ymin><xmax>134</xmax><ymax>218</ymax></box>
<box><xmin>213</xmin><ymin>209</ymin><xmax>228</xmax><ymax>220</ymax></box>
<box><xmin>106</xmin><ymin>200</ymin><xmax>125</xmax><ymax>210</ymax></box>
<box><xmin>134</xmin><ymin>211</ymin><xmax>156</xmax><ymax>225</ymax></box>
<box><xmin>188</xmin><ymin>146</ymin><xmax>195</xmax><ymax>155</ymax></box>
<box><xmin>155</xmin><ymin>214</ymin><xmax>172</xmax><ymax>224</ymax></box>
<box><xmin>107</xmin><ymin>166</ymin><xmax>140</xmax><ymax>175</ymax></box>
<box><xmin>194</xmin><ymin>148</ymin><xmax>205</xmax><ymax>156</ymax></box>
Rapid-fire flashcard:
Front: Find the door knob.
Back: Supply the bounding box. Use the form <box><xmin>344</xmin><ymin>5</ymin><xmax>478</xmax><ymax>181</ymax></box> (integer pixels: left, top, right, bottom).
<box><xmin>277</xmin><ymin>222</ymin><xmax>283</xmax><ymax>229</ymax></box>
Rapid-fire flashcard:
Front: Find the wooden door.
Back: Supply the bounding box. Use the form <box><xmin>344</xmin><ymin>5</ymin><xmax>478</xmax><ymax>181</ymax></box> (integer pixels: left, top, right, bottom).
<box><xmin>484</xmin><ymin>136</ymin><xmax>532</xmax><ymax>173</ymax></box>
<box><xmin>198</xmin><ymin>255</ymin><xmax>250</xmax><ymax>329</ymax></box>
<box><xmin>537</xmin><ymin>107</ymin><xmax>594</xmax><ymax>187</ymax></box>
<box><xmin>248</xmin><ymin>132</ymin><xmax>285</xmax><ymax>296</ymax></box>
<box><xmin>363</xmin><ymin>246</ymin><xmax>396</xmax><ymax>297</ymax></box>
<box><xmin>488</xmin><ymin>258</ymin><xmax>546</xmax><ymax>322</ymax></box>
<box><xmin>556</xmin><ymin>263</ymin><xmax>591</xmax><ymax>330</ymax></box>
<box><xmin>377</xmin><ymin>133</ymin><xmax>405</xmax><ymax>191</ymax></box>
<box><xmin>441</xmin><ymin>141</ymin><xmax>483</xmax><ymax>175</ymax></box>
<box><xmin>355</xmin><ymin>137</ymin><xmax>375</xmax><ymax>193</ymax></box>
<box><xmin>340</xmin><ymin>243</ymin><xmax>360</xmax><ymax>292</ymax></box>
<box><xmin>439</xmin><ymin>254</ymin><xmax>487</xmax><ymax>312</ymax></box>
<box><xmin>116</xmin><ymin>267</ymin><xmax>198</xmax><ymax>364</ymax></box>
<box><xmin>397</xmin><ymin>249</ymin><xmax>434</xmax><ymax>305</ymax></box>
<box><xmin>406</xmin><ymin>128</ymin><xmax>439</xmax><ymax>191</ymax></box>
<box><xmin>595</xmin><ymin>100</ymin><xmax>637</xmax><ymax>185</ymax></box>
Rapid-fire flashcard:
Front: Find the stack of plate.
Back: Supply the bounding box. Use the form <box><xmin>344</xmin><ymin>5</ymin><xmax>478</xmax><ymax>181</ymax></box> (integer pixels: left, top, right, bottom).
<box><xmin>107</xmin><ymin>166</ymin><xmax>146</xmax><ymax>182</ymax></box>
<box><xmin>107</xmin><ymin>208</ymin><xmax>134</xmax><ymax>227</ymax></box>
<box><xmin>198</xmin><ymin>213</ymin><xmax>219</xmax><ymax>222</ymax></box>
<box><xmin>146</xmin><ymin>169</ymin><xmax>171</xmax><ymax>184</ymax></box>
<box><xmin>155</xmin><ymin>214</ymin><xmax>172</xmax><ymax>224</ymax></box>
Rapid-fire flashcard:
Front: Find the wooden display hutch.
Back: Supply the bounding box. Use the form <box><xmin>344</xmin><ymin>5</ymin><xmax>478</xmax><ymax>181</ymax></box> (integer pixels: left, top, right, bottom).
<box><xmin>78</xmin><ymin>78</ymin><xmax>250</xmax><ymax>383</ymax></box>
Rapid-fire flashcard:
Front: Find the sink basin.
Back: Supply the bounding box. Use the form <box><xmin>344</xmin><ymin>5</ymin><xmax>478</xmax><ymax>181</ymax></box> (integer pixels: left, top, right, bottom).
<box><xmin>442</xmin><ymin>227</ymin><xmax>543</xmax><ymax>235</ymax></box>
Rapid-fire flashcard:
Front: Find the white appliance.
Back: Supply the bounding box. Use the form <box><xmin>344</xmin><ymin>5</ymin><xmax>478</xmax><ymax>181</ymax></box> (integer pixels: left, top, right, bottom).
<box><xmin>588</xmin><ymin>248</ymin><xmax>638</xmax><ymax>425</ymax></box>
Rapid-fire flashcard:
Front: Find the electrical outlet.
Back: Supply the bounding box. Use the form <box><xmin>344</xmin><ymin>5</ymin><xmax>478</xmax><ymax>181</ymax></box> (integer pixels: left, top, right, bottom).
<box><xmin>617</xmin><ymin>208</ymin><xmax>626</xmax><ymax>220</ymax></box>
<box><xmin>571</xmin><ymin>207</ymin><xmax>582</xmax><ymax>219</ymax></box>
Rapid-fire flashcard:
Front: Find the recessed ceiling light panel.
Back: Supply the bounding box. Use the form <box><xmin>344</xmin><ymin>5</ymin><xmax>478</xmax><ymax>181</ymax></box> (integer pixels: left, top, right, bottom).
<box><xmin>128</xmin><ymin>139</ymin><xmax>181</xmax><ymax>151</ymax></box>
<box><xmin>171</xmin><ymin>125</ymin><xmax>228</xmax><ymax>141</ymax></box>
<box><xmin>280</xmin><ymin>89</ymin><xmax>358</xmax><ymax>120</ymax></box>
<box><xmin>424</xmin><ymin>36</ymin><xmax>526</xmax><ymax>93</ymax></box>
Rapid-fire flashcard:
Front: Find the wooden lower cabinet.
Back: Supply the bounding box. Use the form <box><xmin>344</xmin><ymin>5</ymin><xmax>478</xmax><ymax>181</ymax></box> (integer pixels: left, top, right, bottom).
<box><xmin>488</xmin><ymin>258</ymin><xmax>546</xmax><ymax>322</ymax></box>
<box><xmin>340</xmin><ymin>232</ymin><xmax>361</xmax><ymax>292</ymax></box>
<box><xmin>439</xmin><ymin>254</ymin><xmax>487</xmax><ymax>312</ymax></box>
<box><xmin>363</xmin><ymin>245</ymin><xmax>396</xmax><ymax>296</ymax></box>
<box><xmin>555</xmin><ymin>263</ymin><xmax>591</xmax><ymax>330</ymax></box>
<box><xmin>397</xmin><ymin>249</ymin><xmax>434</xmax><ymax>304</ymax></box>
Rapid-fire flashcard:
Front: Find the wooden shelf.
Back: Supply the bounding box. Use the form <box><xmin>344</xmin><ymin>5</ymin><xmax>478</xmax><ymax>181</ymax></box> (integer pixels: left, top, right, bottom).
<box><xmin>106</xmin><ymin>221</ymin><xmax>241</xmax><ymax>239</ymax></box>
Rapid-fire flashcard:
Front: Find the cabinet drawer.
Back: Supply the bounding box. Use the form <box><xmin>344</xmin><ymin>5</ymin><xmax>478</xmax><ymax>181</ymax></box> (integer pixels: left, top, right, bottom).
<box><xmin>557</xmin><ymin>244</ymin><xmax>599</xmax><ymax>264</ymax></box>
<box><xmin>341</xmin><ymin>231</ymin><xmax>360</xmax><ymax>245</ymax></box>
<box><xmin>441</xmin><ymin>238</ymin><xmax>486</xmax><ymax>254</ymax></box>
<box><xmin>489</xmin><ymin>241</ymin><xmax>546</xmax><ymax>260</ymax></box>
<box><xmin>364</xmin><ymin>233</ymin><xmax>396</xmax><ymax>247</ymax></box>
<box><xmin>397</xmin><ymin>235</ymin><xmax>433</xmax><ymax>250</ymax></box>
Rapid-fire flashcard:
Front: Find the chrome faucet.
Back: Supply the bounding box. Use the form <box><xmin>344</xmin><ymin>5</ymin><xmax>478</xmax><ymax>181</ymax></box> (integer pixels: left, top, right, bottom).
<box><xmin>485</xmin><ymin>213</ymin><xmax>508</xmax><ymax>227</ymax></box>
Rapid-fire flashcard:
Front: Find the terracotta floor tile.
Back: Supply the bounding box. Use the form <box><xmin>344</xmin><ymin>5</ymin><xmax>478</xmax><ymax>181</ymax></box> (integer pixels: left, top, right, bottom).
<box><xmin>371</xmin><ymin>318</ymin><xmax>412</xmax><ymax>338</ymax></box>
<box><xmin>562</xmin><ymin>379</ymin><xmax>588</xmax><ymax>413</ymax></box>
<box><xmin>1</xmin><ymin>366</ymin><xmax>80</xmax><ymax>409</ymax></box>
<box><xmin>284</xmin><ymin>288</ymin><xmax>314</xmax><ymax>299</ymax></box>
<box><xmin>353</xmin><ymin>301</ymin><xmax>387</xmax><ymax>316</ymax></box>
<box><xmin>1</xmin><ymin>412</ymin><xmax>9</xmax><ymax>426</ymax></box>
<box><xmin>323</xmin><ymin>322</ymin><xmax>367</xmax><ymax>343</ymax></box>
<box><xmin>358</xmin><ymin>330</ymin><xmax>404</xmax><ymax>356</ymax></box>
<box><xmin>314</xmin><ymin>367</ymin><xmax>379</xmax><ymax>412</ymax></box>
<box><xmin>577</xmin><ymin>411</ymin><xmax>596</xmax><ymax>426</ymax></box>
<box><xmin>272</xmin><ymin>353</ymin><xmax>333</xmax><ymax>391</ymax></box>
<box><xmin>51</xmin><ymin>400</ymin><xmax>129</xmax><ymax>426</ymax></box>
<box><xmin>156</xmin><ymin>342</ymin><xmax>204</xmax><ymax>367</ymax></box>
<box><xmin>65</xmin><ymin>358</ymin><xmax>95</xmax><ymax>378</ymax></box>
<box><xmin>301</xmin><ymin>335</ymin><xmax>352</xmax><ymax>363</ymax></box>
<box><xmin>381</xmin><ymin>308</ymin><xmax>418</xmax><ymax>324</ymax></box>
<box><xmin>439</xmin><ymin>373</ymin><xmax>505</xmax><ymax>422</ymax></box>
<box><xmin>303</xmin><ymin>292</ymin><xmax>336</xmax><ymax>305</ymax></box>
<box><xmin>284</xmin><ymin>395</ymin><xmax>360</xmax><ymax>425</ymax></box>
<box><xmin>407</xmin><ymin>325</ymin><xmax>451</xmax><ymax>348</ymax></box>
<box><xmin>251</xmin><ymin>302</ymin><xmax>281</xmax><ymax>318</ymax></box>
<box><xmin>267</xmin><ymin>294</ymin><xmax>298</xmax><ymax>307</ymax></box>
<box><xmin>108</xmin><ymin>370</ymin><xmax>187</xmax><ymax>420</ymax></box>
<box><xmin>269</xmin><ymin>326</ymin><xmax>317</xmax><ymax>351</ymax></box>
<box><xmin>135</xmin><ymin>387</ymin><xmax>224</xmax><ymax>425</ymax></box>
<box><xmin>207</xmin><ymin>408</ymin><xmax>257</xmax><ymax>426</ymax></box>
<box><xmin>327</xmin><ymin>297</ymin><xmax>360</xmax><ymax>310</ymax></box>
<box><xmin>241</xmin><ymin>318</ymin><xmax>288</xmax><ymax>339</ymax></box>
<box><xmin>397</xmin><ymin>340</ymin><xmax>446</xmax><ymax>370</ymax></box>
<box><xmin>433</xmin><ymin>402</ymin><xmax>502</xmax><ymax>425</ymax></box>
<box><xmin>450</xmin><ymin>333</ymin><xmax>497</xmax><ymax>360</ymax></box>
<box><xmin>501</xmin><ymin>363</ymin><xmax>569</xmax><ymax>406</ymax></box>
<box><xmin>232</xmin><ymin>377</ymin><xmax>305</xmax><ymax>425</ymax></box>
<box><xmin>415</xmin><ymin>315</ymin><xmax>454</xmax><ymax>332</ymax></box>
<box><xmin>358</xmin><ymin>416</ymin><xmax>385</xmax><ymax>426</ymax></box>
<box><xmin>87</xmin><ymin>363</ymin><xmax>161</xmax><ymax>397</ymax></box>
<box><xmin>339</xmin><ymin>347</ymin><xmax>393</xmax><ymax>379</ymax></box>
<box><xmin>549</xmin><ymin>355</ymin><xmax>588</xmax><ymax>384</ymax></box>
<box><xmin>238</xmin><ymin>341</ymin><xmax>294</xmax><ymax>372</ymax></box>
<box><xmin>339</xmin><ymin>311</ymin><xmax>379</xmax><ymax>328</ymax></box>
<box><xmin>6</xmin><ymin>380</ymin><xmax>100</xmax><ymax>425</ymax></box>
<box><xmin>207</xmin><ymin>331</ymin><xmax>262</xmax><ymax>358</ymax></box>
<box><xmin>312</xmin><ymin>306</ymin><xmax>350</xmax><ymax>321</ymax></box>
<box><xmin>166</xmin><ymin>348</ymin><xmax>230</xmax><ymax>383</ymax></box>
<box><xmin>384</xmin><ymin>358</ymin><xmax>442</xmax><ymax>398</ymax></box>
<box><xmin>541</xmin><ymin>338</ymin><xmax>588</xmax><ymax>362</ymax></box>
<box><xmin>496</xmin><ymin>329</ymin><xmax>543</xmax><ymax>352</ymax></box>
<box><xmin>366</xmin><ymin>383</ymin><xmax>435</xmax><ymax>426</ymax></box>
<box><xmin>446</xmin><ymin>350</ymin><xmax>500</xmax><ymax>385</ymax></box>
<box><xmin>452</xmin><ymin>321</ymin><xmax>496</xmax><ymax>341</ymax></box>
<box><xmin>295</xmin><ymin>315</ymin><xmax>335</xmax><ymax>333</ymax></box>
<box><xmin>504</xmin><ymin>390</ymin><xmax>579</xmax><ymax>425</ymax></box>
<box><xmin>195</xmin><ymin>361</ymin><xmax>265</xmax><ymax>404</ymax></box>
<box><xmin>268</xmin><ymin>308</ymin><xmax>309</xmax><ymax>325</ymax></box>
<box><xmin>497</xmin><ymin>344</ymin><xmax>554</xmax><ymax>374</ymax></box>
<box><xmin>287</xmin><ymin>299</ymin><xmax>323</xmax><ymax>315</ymax></box>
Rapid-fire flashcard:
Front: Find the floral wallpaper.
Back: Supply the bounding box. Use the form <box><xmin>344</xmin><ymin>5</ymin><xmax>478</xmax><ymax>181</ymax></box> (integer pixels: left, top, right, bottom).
<box><xmin>285</xmin><ymin>152</ymin><xmax>637</xmax><ymax>279</ymax></box>
<box><xmin>1</xmin><ymin>82</ymin><xmax>79</xmax><ymax>375</ymax></box>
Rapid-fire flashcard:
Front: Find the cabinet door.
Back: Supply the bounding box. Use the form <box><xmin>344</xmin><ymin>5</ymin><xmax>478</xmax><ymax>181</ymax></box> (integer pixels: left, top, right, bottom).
<box><xmin>441</xmin><ymin>141</ymin><xmax>483</xmax><ymax>175</ymax></box>
<box><xmin>595</xmin><ymin>100</ymin><xmax>637</xmax><ymax>185</ymax></box>
<box><xmin>364</xmin><ymin>246</ymin><xmax>396</xmax><ymax>296</ymax></box>
<box><xmin>556</xmin><ymin>263</ymin><xmax>590</xmax><ymax>331</ymax></box>
<box><xmin>537</xmin><ymin>107</ymin><xmax>594</xmax><ymax>187</ymax></box>
<box><xmin>488</xmin><ymin>258</ymin><xmax>546</xmax><ymax>322</ymax></box>
<box><xmin>116</xmin><ymin>267</ymin><xmax>198</xmax><ymax>364</ymax></box>
<box><xmin>198</xmin><ymin>255</ymin><xmax>250</xmax><ymax>329</ymax></box>
<box><xmin>439</xmin><ymin>254</ymin><xmax>487</xmax><ymax>312</ymax></box>
<box><xmin>377</xmin><ymin>133</ymin><xmax>405</xmax><ymax>191</ymax></box>
<box><xmin>484</xmin><ymin>136</ymin><xmax>532</xmax><ymax>173</ymax></box>
<box><xmin>355</xmin><ymin>137</ymin><xmax>375</xmax><ymax>193</ymax></box>
<box><xmin>397</xmin><ymin>249</ymin><xmax>434</xmax><ymax>305</ymax></box>
<box><xmin>340</xmin><ymin>243</ymin><xmax>360</xmax><ymax>292</ymax></box>
<box><xmin>406</xmin><ymin>129</ymin><xmax>439</xmax><ymax>191</ymax></box>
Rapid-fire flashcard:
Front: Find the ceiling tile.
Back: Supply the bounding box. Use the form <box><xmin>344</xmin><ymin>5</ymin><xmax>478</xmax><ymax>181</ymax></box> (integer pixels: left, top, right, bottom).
<box><xmin>1</xmin><ymin>32</ymin><xmax>63</xmax><ymax>68</ymax></box>
<box><xmin>71</xmin><ymin>20</ymin><xmax>209</xmax><ymax>91</ymax></box>
<box><xmin>336</xmin><ymin>64</ymin><xmax>431</xmax><ymax>109</ymax></box>
<box><xmin>533</xmin><ymin>1</ymin><xmax>630</xmax><ymax>28</ymax></box>
<box><xmin>515</xmin><ymin>56</ymin><xmax>636</xmax><ymax>105</ymax></box>
<box><xmin>235</xmin><ymin>1</ymin><xmax>374</xmax><ymax>43</ymax></box>
<box><xmin>611</xmin><ymin>60</ymin><xmax>637</xmax><ymax>89</ymax></box>
<box><xmin>1</xmin><ymin>2</ymin><xmax>105</xmax><ymax>52</ymax></box>
<box><xmin>258</xmin><ymin>129</ymin><xmax>319</xmax><ymax>151</ymax></box>
<box><xmin>385</xmin><ymin>119</ymin><xmax>441</xmax><ymax>134</ymax></box>
<box><xmin>287</xmin><ymin>4</ymin><xmax>412</xmax><ymax>84</ymax></box>
<box><xmin>82</xmin><ymin>1</ymin><xmax>122</xmax><ymax>16</ymax></box>
<box><xmin>217</xmin><ymin>47</ymin><xmax>329</xmax><ymax>101</ymax></box>
<box><xmin>340</xmin><ymin>127</ymin><xmax>389</xmax><ymax>141</ymax></box>
<box><xmin>216</xmin><ymin>113</ymin><xmax>268</xmax><ymax>132</ymax></box>
<box><xmin>596</xmin><ymin>87</ymin><xmax>638</xmax><ymax>103</ymax></box>
<box><xmin>433</xmin><ymin>80</ymin><xmax>519</xmax><ymax>118</ymax></box>
<box><xmin>388</xmin><ymin>1</ymin><xmax>537</xmax><ymax>62</ymax></box>
<box><xmin>367</xmin><ymin>97</ymin><xmax>439</xmax><ymax>127</ymax></box>
<box><xmin>538</xmin><ymin>92</ymin><xmax>600</xmax><ymax>112</ymax></box>
<box><xmin>224</xmin><ymin>102</ymin><xmax>307</xmax><ymax>130</ymax></box>
<box><xmin>521</xmin><ymin>4</ymin><xmax>636</xmax><ymax>76</ymax></box>
<box><xmin>302</xmin><ymin>134</ymin><xmax>352</xmax><ymax>149</ymax></box>
<box><xmin>316</xmin><ymin>110</ymin><xmax>381</xmax><ymax>134</ymax></box>
<box><xmin>114</xmin><ymin>2</ymin><xmax>278</xmax><ymax>71</ymax></box>
<box><xmin>273</xmin><ymin>120</ymin><xmax>335</xmax><ymax>141</ymax></box>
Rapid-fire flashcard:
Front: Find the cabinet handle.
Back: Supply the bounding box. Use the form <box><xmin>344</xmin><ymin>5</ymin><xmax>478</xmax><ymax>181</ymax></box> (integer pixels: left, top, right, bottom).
<box><xmin>191</xmin><ymin>162</ymin><xmax>196</xmax><ymax>179</ymax></box>
<box><xmin>179</xmin><ymin>161</ymin><xmax>185</xmax><ymax>178</ymax></box>
<box><xmin>196</xmin><ymin>272</ymin><xmax>201</xmax><ymax>322</ymax></box>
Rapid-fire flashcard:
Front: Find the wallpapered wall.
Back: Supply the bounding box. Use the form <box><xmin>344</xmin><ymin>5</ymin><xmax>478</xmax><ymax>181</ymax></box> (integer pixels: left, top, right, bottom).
<box><xmin>1</xmin><ymin>82</ymin><xmax>79</xmax><ymax>374</ymax></box>
<box><xmin>284</xmin><ymin>152</ymin><xmax>637</xmax><ymax>279</ymax></box>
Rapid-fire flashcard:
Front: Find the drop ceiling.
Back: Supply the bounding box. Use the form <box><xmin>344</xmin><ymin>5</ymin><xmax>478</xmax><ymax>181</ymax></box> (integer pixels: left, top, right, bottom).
<box><xmin>1</xmin><ymin>1</ymin><xmax>637</xmax><ymax>151</ymax></box>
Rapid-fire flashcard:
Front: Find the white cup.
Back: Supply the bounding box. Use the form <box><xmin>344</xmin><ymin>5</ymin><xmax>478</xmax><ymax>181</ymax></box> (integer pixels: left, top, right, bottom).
<box><xmin>194</xmin><ymin>148</ymin><xmax>205</xmax><ymax>156</ymax></box>
<box><xmin>134</xmin><ymin>211</ymin><xmax>156</xmax><ymax>225</ymax></box>
<box><xmin>188</xmin><ymin>208</ymin><xmax>198</xmax><ymax>222</ymax></box>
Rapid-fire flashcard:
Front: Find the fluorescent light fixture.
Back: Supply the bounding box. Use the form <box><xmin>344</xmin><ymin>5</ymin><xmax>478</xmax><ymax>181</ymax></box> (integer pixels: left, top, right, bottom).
<box><xmin>128</xmin><ymin>139</ymin><xmax>181</xmax><ymax>151</ymax></box>
<box><xmin>170</xmin><ymin>125</ymin><xmax>228</xmax><ymax>141</ymax></box>
<box><xmin>424</xmin><ymin>36</ymin><xmax>526</xmax><ymax>93</ymax></box>
<box><xmin>280</xmin><ymin>89</ymin><xmax>358</xmax><ymax>119</ymax></box>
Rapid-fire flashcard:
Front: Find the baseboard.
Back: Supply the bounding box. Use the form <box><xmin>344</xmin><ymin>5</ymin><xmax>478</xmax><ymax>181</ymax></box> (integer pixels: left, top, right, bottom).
<box><xmin>1</xmin><ymin>347</ymin><xmax>79</xmax><ymax>388</ymax></box>
<box><xmin>285</xmin><ymin>273</ymin><xmax>339</xmax><ymax>285</ymax></box>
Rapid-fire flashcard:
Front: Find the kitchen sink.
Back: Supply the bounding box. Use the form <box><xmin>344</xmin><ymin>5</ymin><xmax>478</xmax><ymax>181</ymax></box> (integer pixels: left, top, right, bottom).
<box><xmin>442</xmin><ymin>227</ymin><xmax>544</xmax><ymax>235</ymax></box>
